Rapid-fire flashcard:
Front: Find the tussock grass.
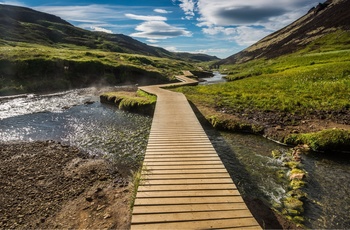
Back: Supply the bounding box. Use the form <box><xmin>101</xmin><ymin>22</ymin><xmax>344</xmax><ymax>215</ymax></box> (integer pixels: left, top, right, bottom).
<box><xmin>285</xmin><ymin>129</ymin><xmax>350</xmax><ymax>152</ymax></box>
<box><xmin>101</xmin><ymin>90</ymin><xmax>156</xmax><ymax>115</ymax></box>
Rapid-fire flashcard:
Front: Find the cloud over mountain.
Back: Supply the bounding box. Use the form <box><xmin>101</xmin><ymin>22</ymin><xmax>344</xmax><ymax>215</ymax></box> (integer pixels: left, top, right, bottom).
<box><xmin>175</xmin><ymin>0</ymin><xmax>317</xmax><ymax>47</ymax></box>
<box><xmin>130</xmin><ymin>20</ymin><xmax>192</xmax><ymax>41</ymax></box>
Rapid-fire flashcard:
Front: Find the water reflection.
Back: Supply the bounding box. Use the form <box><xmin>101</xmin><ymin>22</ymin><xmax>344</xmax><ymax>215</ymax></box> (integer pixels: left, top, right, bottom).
<box><xmin>199</xmin><ymin>71</ymin><xmax>227</xmax><ymax>85</ymax></box>
<box><xmin>0</xmin><ymin>88</ymin><xmax>152</xmax><ymax>172</ymax></box>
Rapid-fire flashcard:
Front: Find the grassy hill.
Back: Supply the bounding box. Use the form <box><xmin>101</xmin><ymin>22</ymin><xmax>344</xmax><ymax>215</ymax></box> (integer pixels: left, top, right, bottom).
<box><xmin>219</xmin><ymin>0</ymin><xmax>350</xmax><ymax>64</ymax></box>
<box><xmin>0</xmin><ymin>4</ymin><xmax>219</xmax><ymax>62</ymax></box>
<box><xmin>0</xmin><ymin>4</ymin><xmax>218</xmax><ymax>95</ymax></box>
<box><xmin>177</xmin><ymin>0</ymin><xmax>350</xmax><ymax>152</ymax></box>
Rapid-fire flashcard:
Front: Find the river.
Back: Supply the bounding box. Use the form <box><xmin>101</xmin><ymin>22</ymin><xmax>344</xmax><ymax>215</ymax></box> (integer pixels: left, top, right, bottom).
<box><xmin>1</xmin><ymin>86</ymin><xmax>349</xmax><ymax>229</ymax></box>
<box><xmin>199</xmin><ymin>71</ymin><xmax>227</xmax><ymax>84</ymax></box>
<box><xmin>0</xmin><ymin>87</ymin><xmax>152</xmax><ymax>173</ymax></box>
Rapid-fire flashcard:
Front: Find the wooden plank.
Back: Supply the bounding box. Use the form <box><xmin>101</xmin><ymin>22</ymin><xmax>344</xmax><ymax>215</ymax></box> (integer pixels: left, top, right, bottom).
<box><xmin>134</xmin><ymin>196</ymin><xmax>245</xmax><ymax>205</ymax></box>
<box><xmin>132</xmin><ymin>203</ymin><xmax>247</xmax><ymax>214</ymax></box>
<box><xmin>144</xmin><ymin>154</ymin><xmax>218</xmax><ymax>158</ymax></box>
<box><xmin>144</xmin><ymin>157</ymin><xmax>221</xmax><ymax>162</ymax></box>
<box><xmin>140</xmin><ymin>178</ymin><xmax>234</xmax><ymax>185</ymax></box>
<box><xmin>145</xmin><ymin>150</ymin><xmax>217</xmax><ymax>154</ymax></box>
<box><xmin>132</xmin><ymin>209</ymin><xmax>254</xmax><ymax>223</ymax></box>
<box><xmin>143</xmin><ymin>161</ymin><xmax>223</xmax><ymax>166</ymax></box>
<box><xmin>143</xmin><ymin>164</ymin><xmax>226</xmax><ymax>170</ymax></box>
<box><xmin>142</xmin><ymin>173</ymin><xmax>230</xmax><ymax>179</ymax></box>
<box><xmin>137</xmin><ymin>184</ymin><xmax>237</xmax><ymax>191</ymax></box>
<box><xmin>142</xmin><ymin>168</ymin><xmax>228</xmax><ymax>174</ymax></box>
<box><xmin>131</xmin><ymin>219</ymin><xmax>260</xmax><ymax>230</ymax></box>
<box><xmin>147</xmin><ymin>143</ymin><xmax>213</xmax><ymax>147</ymax></box>
<box><xmin>136</xmin><ymin>189</ymin><xmax>241</xmax><ymax>198</ymax></box>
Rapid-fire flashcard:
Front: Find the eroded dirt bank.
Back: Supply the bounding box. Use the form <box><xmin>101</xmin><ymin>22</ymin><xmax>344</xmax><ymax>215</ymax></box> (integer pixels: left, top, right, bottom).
<box><xmin>0</xmin><ymin>141</ymin><xmax>132</xmax><ymax>229</ymax></box>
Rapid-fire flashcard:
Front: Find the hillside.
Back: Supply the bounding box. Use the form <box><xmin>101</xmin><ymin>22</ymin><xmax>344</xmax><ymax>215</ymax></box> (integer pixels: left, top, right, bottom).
<box><xmin>0</xmin><ymin>4</ymin><xmax>220</xmax><ymax>95</ymax></box>
<box><xmin>220</xmin><ymin>0</ymin><xmax>350</xmax><ymax>64</ymax></box>
<box><xmin>177</xmin><ymin>0</ymin><xmax>350</xmax><ymax>154</ymax></box>
<box><xmin>0</xmin><ymin>4</ymin><xmax>219</xmax><ymax>62</ymax></box>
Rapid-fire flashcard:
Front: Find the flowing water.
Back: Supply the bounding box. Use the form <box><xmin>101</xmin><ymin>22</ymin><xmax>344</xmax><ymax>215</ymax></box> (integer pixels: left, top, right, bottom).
<box><xmin>1</xmin><ymin>87</ymin><xmax>349</xmax><ymax>228</ymax></box>
<box><xmin>199</xmin><ymin>71</ymin><xmax>227</xmax><ymax>84</ymax></box>
<box><xmin>0</xmin><ymin>87</ymin><xmax>152</xmax><ymax>172</ymax></box>
<box><xmin>206</xmin><ymin>130</ymin><xmax>350</xmax><ymax>229</ymax></box>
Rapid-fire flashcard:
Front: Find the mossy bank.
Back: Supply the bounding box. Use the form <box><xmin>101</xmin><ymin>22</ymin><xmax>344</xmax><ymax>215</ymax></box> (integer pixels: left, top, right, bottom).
<box><xmin>100</xmin><ymin>90</ymin><xmax>156</xmax><ymax>116</ymax></box>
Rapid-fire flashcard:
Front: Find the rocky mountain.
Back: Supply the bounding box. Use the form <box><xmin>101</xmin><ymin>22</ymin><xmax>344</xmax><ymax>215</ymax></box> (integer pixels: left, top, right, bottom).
<box><xmin>220</xmin><ymin>0</ymin><xmax>350</xmax><ymax>64</ymax></box>
<box><xmin>0</xmin><ymin>4</ymin><xmax>219</xmax><ymax>62</ymax></box>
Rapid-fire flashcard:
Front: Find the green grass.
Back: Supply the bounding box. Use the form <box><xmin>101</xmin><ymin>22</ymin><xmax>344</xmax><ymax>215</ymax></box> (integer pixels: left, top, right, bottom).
<box><xmin>101</xmin><ymin>90</ymin><xmax>156</xmax><ymax>115</ymax></box>
<box><xmin>0</xmin><ymin>41</ymin><xmax>197</xmax><ymax>95</ymax></box>
<box><xmin>0</xmin><ymin>41</ymin><xmax>193</xmax><ymax>76</ymax></box>
<box><xmin>177</xmin><ymin>48</ymin><xmax>350</xmax><ymax>115</ymax></box>
<box><xmin>174</xmin><ymin>31</ymin><xmax>350</xmax><ymax>150</ymax></box>
<box><xmin>285</xmin><ymin>129</ymin><xmax>350</xmax><ymax>152</ymax></box>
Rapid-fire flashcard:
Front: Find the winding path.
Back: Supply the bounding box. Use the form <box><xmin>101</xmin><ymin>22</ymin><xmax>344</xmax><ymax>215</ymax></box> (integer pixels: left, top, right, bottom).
<box><xmin>131</xmin><ymin>72</ymin><xmax>261</xmax><ymax>229</ymax></box>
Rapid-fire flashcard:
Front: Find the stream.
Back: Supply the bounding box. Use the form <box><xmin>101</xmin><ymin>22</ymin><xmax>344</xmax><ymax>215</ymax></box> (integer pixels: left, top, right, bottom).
<box><xmin>0</xmin><ymin>86</ymin><xmax>349</xmax><ymax>229</ymax></box>
<box><xmin>0</xmin><ymin>87</ymin><xmax>152</xmax><ymax>171</ymax></box>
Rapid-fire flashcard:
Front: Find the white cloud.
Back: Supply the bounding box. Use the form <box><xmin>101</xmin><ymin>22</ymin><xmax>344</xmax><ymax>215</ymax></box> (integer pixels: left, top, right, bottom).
<box><xmin>0</xmin><ymin>0</ymin><xmax>24</xmax><ymax>6</ymax></box>
<box><xmin>174</xmin><ymin>0</ymin><xmax>317</xmax><ymax>48</ymax></box>
<box><xmin>178</xmin><ymin>0</ymin><xmax>196</xmax><ymax>19</ymax></box>
<box><xmin>165</xmin><ymin>46</ymin><xmax>178</xmax><ymax>52</ymax></box>
<box><xmin>34</xmin><ymin>5</ymin><xmax>126</xmax><ymax>23</ymax></box>
<box><xmin>90</xmin><ymin>26</ymin><xmax>113</xmax><ymax>34</ymax></box>
<box><xmin>154</xmin><ymin>9</ymin><xmax>172</xmax><ymax>14</ymax></box>
<box><xmin>232</xmin><ymin>26</ymin><xmax>271</xmax><ymax>46</ymax></box>
<box><xmin>196</xmin><ymin>0</ymin><xmax>317</xmax><ymax>27</ymax></box>
<box><xmin>130</xmin><ymin>20</ymin><xmax>192</xmax><ymax>40</ymax></box>
<box><xmin>125</xmin><ymin>13</ymin><xmax>167</xmax><ymax>21</ymax></box>
<box><xmin>195</xmin><ymin>48</ymin><xmax>233</xmax><ymax>55</ymax></box>
<box><xmin>202</xmin><ymin>26</ymin><xmax>271</xmax><ymax>46</ymax></box>
<box><xmin>147</xmin><ymin>39</ymin><xmax>159</xmax><ymax>43</ymax></box>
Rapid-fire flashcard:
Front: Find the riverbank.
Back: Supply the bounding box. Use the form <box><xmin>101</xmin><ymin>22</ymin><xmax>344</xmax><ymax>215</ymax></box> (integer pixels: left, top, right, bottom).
<box><xmin>0</xmin><ymin>141</ymin><xmax>132</xmax><ymax>229</ymax></box>
<box><xmin>192</xmin><ymin>104</ymin><xmax>350</xmax><ymax>151</ymax></box>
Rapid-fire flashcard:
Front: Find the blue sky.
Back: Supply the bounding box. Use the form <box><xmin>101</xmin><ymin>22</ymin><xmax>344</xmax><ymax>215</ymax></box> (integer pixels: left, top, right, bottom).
<box><xmin>1</xmin><ymin>0</ymin><xmax>317</xmax><ymax>58</ymax></box>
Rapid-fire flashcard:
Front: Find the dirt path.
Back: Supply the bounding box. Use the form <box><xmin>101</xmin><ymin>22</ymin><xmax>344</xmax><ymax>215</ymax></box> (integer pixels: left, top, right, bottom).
<box><xmin>0</xmin><ymin>141</ymin><xmax>132</xmax><ymax>229</ymax></box>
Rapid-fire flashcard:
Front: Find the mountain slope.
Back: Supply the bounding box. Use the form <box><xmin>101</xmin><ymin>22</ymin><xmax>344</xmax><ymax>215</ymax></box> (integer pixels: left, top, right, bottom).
<box><xmin>0</xmin><ymin>4</ymin><xmax>219</xmax><ymax>62</ymax></box>
<box><xmin>220</xmin><ymin>0</ymin><xmax>350</xmax><ymax>64</ymax></box>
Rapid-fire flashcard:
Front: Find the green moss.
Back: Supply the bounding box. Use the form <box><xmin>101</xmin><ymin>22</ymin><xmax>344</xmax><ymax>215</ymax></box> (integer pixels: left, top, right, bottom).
<box><xmin>291</xmin><ymin>168</ymin><xmax>304</xmax><ymax>175</ymax></box>
<box><xmin>283</xmin><ymin>197</ymin><xmax>304</xmax><ymax>213</ymax></box>
<box><xmin>285</xmin><ymin>129</ymin><xmax>350</xmax><ymax>151</ymax></box>
<box><xmin>272</xmin><ymin>150</ymin><xmax>283</xmax><ymax>159</ymax></box>
<box><xmin>130</xmin><ymin>168</ymin><xmax>143</xmax><ymax>209</ymax></box>
<box><xmin>293</xmin><ymin>216</ymin><xmax>305</xmax><ymax>225</ymax></box>
<box><xmin>284</xmin><ymin>161</ymin><xmax>301</xmax><ymax>169</ymax></box>
<box><xmin>287</xmin><ymin>189</ymin><xmax>306</xmax><ymax>199</ymax></box>
<box><xmin>276</xmin><ymin>170</ymin><xmax>286</xmax><ymax>179</ymax></box>
<box><xmin>290</xmin><ymin>179</ymin><xmax>306</xmax><ymax>190</ymax></box>
<box><xmin>206</xmin><ymin>115</ymin><xmax>264</xmax><ymax>134</ymax></box>
<box><xmin>100</xmin><ymin>90</ymin><xmax>156</xmax><ymax>115</ymax></box>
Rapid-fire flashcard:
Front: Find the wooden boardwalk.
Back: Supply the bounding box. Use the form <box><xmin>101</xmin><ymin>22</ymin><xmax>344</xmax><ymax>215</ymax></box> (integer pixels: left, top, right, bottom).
<box><xmin>131</xmin><ymin>73</ymin><xmax>261</xmax><ymax>229</ymax></box>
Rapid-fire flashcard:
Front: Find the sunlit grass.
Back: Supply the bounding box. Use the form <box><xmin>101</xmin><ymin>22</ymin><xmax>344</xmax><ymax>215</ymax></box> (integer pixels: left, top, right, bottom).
<box><xmin>0</xmin><ymin>41</ymin><xmax>197</xmax><ymax>95</ymax></box>
<box><xmin>177</xmin><ymin>45</ymin><xmax>350</xmax><ymax>114</ymax></box>
<box><xmin>0</xmin><ymin>42</ymin><xmax>193</xmax><ymax>77</ymax></box>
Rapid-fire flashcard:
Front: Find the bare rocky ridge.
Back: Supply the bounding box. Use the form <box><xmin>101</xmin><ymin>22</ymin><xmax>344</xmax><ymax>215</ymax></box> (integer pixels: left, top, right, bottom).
<box><xmin>220</xmin><ymin>0</ymin><xmax>350</xmax><ymax>64</ymax></box>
